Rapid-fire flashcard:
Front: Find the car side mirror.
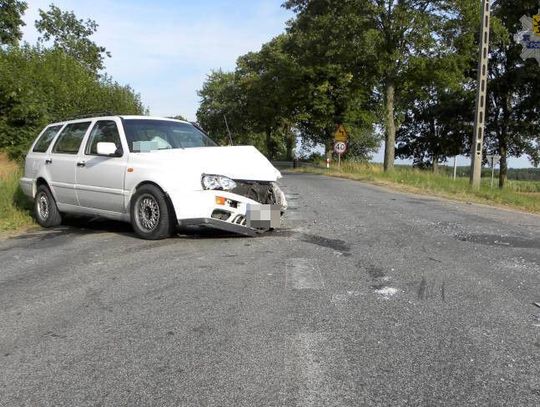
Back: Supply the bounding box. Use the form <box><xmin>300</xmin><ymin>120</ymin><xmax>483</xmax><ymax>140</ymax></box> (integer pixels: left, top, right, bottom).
<box><xmin>96</xmin><ymin>142</ymin><xmax>121</xmax><ymax>157</ymax></box>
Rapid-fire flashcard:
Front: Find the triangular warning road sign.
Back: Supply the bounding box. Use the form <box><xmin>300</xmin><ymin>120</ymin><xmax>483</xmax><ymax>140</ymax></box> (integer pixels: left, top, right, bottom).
<box><xmin>333</xmin><ymin>125</ymin><xmax>348</xmax><ymax>142</ymax></box>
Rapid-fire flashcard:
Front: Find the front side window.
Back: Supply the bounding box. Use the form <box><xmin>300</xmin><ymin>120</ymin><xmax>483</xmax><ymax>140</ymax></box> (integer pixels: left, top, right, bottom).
<box><xmin>123</xmin><ymin>119</ymin><xmax>217</xmax><ymax>152</ymax></box>
<box><xmin>85</xmin><ymin>121</ymin><xmax>122</xmax><ymax>155</ymax></box>
<box><xmin>52</xmin><ymin>122</ymin><xmax>91</xmax><ymax>154</ymax></box>
<box><xmin>33</xmin><ymin>125</ymin><xmax>63</xmax><ymax>153</ymax></box>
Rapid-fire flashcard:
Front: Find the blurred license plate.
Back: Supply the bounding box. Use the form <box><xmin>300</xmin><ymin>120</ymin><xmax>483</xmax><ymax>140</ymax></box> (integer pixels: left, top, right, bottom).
<box><xmin>246</xmin><ymin>204</ymin><xmax>280</xmax><ymax>229</ymax></box>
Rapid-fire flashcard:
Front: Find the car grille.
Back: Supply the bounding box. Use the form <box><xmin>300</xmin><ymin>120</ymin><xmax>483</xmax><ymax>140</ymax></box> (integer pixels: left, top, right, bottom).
<box><xmin>231</xmin><ymin>181</ymin><xmax>277</xmax><ymax>204</ymax></box>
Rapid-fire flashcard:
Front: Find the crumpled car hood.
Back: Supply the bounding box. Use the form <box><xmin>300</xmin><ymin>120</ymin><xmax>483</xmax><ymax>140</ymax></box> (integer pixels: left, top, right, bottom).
<box><xmin>142</xmin><ymin>146</ymin><xmax>282</xmax><ymax>181</ymax></box>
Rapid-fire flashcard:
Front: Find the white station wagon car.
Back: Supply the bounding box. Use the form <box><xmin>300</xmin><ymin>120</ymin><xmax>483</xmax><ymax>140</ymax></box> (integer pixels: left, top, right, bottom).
<box><xmin>20</xmin><ymin>116</ymin><xmax>287</xmax><ymax>239</ymax></box>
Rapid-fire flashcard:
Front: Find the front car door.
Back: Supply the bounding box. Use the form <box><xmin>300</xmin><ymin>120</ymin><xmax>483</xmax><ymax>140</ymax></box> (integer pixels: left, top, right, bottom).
<box><xmin>48</xmin><ymin>121</ymin><xmax>92</xmax><ymax>207</ymax></box>
<box><xmin>75</xmin><ymin>119</ymin><xmax>127</xmax><ymax>213</ymax></box>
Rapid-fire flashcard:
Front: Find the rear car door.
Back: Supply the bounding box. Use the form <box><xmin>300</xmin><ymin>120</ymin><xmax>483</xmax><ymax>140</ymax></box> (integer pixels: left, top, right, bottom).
<box><xmin>24</xmin><ymin>124</ymin><xmax>64</xmax><ymax>181</ymax></box>
<box><xmin>48</xmin><ymin>121</ymin><xmax>92</xmax><ymax>206</ymax></box>
<box><xmin>75</xmin><ymin>120</ymin><xmax>127</xmax><ymax>213</ymax></box>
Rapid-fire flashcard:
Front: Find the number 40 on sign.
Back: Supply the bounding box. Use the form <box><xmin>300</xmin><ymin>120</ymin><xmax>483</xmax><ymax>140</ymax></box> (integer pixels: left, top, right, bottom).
<box><xmin>334</xmin><ymin>141</ymin><xmax>347</xmax><ymax>155</ymax></box>
<box><xmin>333</xmin><ymin>141</ymin><xmax>347</xmax><ymax>168</ymax></box>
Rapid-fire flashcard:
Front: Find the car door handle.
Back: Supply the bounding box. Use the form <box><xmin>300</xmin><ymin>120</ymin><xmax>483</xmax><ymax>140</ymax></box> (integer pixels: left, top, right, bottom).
<box><xmin>45</xmin><ymin>159</ymin><xmax>52</xmax><ymax>165</ymax></box>
<box><xmin>76</xmin><ymin>161</ymin><xmax>86</xmax><ymax>167</ymax></box>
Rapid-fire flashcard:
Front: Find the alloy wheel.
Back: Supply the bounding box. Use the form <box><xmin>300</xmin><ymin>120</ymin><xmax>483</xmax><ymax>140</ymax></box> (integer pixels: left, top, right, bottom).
<box><xmin>136</xmin><ymin>194</ymin><xmax>161</xmax><ymax>232</ymax></box>
<box><xmin>37</xmin><ymin>192</ymin><xmax>49</xmax><ymax>221</ymax></box>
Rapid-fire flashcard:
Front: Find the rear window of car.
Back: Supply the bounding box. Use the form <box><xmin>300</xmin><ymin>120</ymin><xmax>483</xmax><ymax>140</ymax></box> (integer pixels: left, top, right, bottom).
<box><xmin>52</xmin><ymin>122</ymin><xmax>91</xmax><ymax>154</ymax></box>
<box><xmin>32</xmin><ymin>125</ymin><xmax>63</xmax><ymax>153</ymax></box>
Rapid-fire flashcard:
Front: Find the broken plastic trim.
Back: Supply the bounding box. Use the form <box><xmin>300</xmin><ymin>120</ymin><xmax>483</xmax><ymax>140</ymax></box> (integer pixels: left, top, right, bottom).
<box><xmin>178</xmin><ymin>218</ymin><xmax>260</xmax><ymax>236</ymax></box>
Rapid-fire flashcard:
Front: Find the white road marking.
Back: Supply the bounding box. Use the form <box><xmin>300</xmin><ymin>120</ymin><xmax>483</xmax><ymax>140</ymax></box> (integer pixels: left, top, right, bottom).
<box><xmin>330</xmin><ymin>291</ymin><xmax>360</xmax><ymax>310</ymax></box>
<box><xmin>295</xmin><ymin>333</ymin><xmax>327</xmax><ymax>407</ymax></box>
<box><xmin>291</xmin><ymin>332</ymin><xmax>357</xmax><ymax>406</ymax></box>
<box><xmin>374</xmin><ymin>286</ymin><xmax>398</xmax><ymax>299</ymax></box>
<box><xmin>285</xmin><ymin>213</ymin><xmax>303</xmax><ymax>222</ymax></box>
<box><xmin>286</xmin><ymin>258</ymin><xmax>323</xmax><ymax>290</ymax></box>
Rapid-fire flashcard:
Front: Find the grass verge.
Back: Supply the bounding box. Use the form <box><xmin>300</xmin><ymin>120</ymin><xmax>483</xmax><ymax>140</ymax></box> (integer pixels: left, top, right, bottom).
<box><xmin>0</xmin><ymin>154</ymin><xmax>34</xmax><ymax>232</ymax></box>
<box><xmin>294</xmin><ymin>162</ymin><xmax>540</xmax><ymax>214</ymax></box>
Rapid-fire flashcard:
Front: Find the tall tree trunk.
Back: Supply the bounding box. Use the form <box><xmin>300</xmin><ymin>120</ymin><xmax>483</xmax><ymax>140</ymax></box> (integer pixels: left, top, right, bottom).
<box><xmin>499</xmin><ymin>92</ymin><xmax>511</xmax><ymax>189</ymax></box>
<box><xmin>384</xmin><ymin>79</ymin><xmax>396</xmax><ymax>171</ymax></box>
<box><xmin>499</xmin><ymin>140</ymin><xmax>507</xmax><ymax>189</ymax></box>
<box><xmin>285</xmin><ymin>136</ymin><xmax>293</xmax><ymax>161</ymax></box>
<box><xmin>325</xmin><ymin>129</ymin><xmax>333</xmax><ymax>160</ymax></box>
<box><xmin>432</xmin><ymin>155</ymin><xmax>439</xmax><ymax>173</ymax></box>
<box><xmin>430</xmin><ymin>117</ymin><xmax>438</xmax><ymax>172</ymax></box>
<box><xmin>285</xmin><ymin>126</ymin><xmax>295</xmax><ymax>161</ymax></box>
<box><xmin>265</xmin><ymin>130</ymin><xmax>273</xmax><ymax>159</ymax></box>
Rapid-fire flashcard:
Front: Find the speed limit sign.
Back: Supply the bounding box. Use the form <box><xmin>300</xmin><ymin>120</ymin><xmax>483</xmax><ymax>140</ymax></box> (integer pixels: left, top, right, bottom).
<box><xmin>334</xmin><ymin>141</ymin><xmax>347</xmax><ymax>155</ymax></box>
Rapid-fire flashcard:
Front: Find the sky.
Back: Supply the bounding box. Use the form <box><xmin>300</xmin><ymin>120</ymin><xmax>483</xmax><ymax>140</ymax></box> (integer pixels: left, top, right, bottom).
<box><xmin>20</xmin><ymin>0</ymin><xmax>535</xmax><ymax>168</ymax></box>
<box><xmin>21</xmin><ymin>0</ymin><xmax>293</xmax><ymax>120</ymax></box>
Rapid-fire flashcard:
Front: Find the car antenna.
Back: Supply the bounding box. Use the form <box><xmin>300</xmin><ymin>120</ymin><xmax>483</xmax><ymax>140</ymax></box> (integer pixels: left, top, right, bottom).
<box><xmin>223</xmin><ymin>115</ymin><xmax>233</xmax><ymax>146</ymax></box>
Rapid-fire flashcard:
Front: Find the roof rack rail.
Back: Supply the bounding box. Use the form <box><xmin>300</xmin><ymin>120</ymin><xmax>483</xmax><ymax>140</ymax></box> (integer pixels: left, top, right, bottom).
<box><xmin>64</xmin><ymin>111</ymin><xmax>117</xmax><ymax>120</ymax></box>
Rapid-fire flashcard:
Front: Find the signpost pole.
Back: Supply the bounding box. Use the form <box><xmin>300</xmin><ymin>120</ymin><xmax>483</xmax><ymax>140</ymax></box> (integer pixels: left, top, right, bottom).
<box><xmin>470</xmin><ymin>0</ymin><xmax>491</xmax><ymax>190</ymax></box>
<box><xmin>453</xmin><ymin>156</ymin><xmax>457</xmax><ymax>181</ymax></box>
<box><xmin>333</xmin><ymin>125</ymin><xmax>348</xmax><ymax>170</ymax></box>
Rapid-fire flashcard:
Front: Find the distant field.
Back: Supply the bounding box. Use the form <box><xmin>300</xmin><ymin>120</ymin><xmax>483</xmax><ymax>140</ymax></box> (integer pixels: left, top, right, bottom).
<box><xmin>0</xmin><ymin>154</ymin><xmax>33</xmax><ymax>232</ymax></box>
<box><xmin>438</xmin><ymin>165</ymin><xmax>540</xmax><ymax>182</ymax></box>
<box><xmin>295</xmin><ymin>162</ymin><xmax>540</xmax><ymax>214</ymax></box>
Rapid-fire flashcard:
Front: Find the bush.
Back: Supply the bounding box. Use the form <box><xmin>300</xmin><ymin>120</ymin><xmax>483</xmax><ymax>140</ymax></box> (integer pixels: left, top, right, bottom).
<box><xmin>0</xmin><ymin>46</ymin><xmax>145</xmax><ymax>160</ymax></box>
<box><xmin>0</xmin><ymin>156</ymin><xmax>33</xmax><ymax>231</ymax></box>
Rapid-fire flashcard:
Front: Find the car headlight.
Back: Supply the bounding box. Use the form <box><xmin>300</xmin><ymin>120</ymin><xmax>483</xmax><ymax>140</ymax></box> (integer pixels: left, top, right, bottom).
<box><xmin>201</xmin><ymin>174</ymin><xmax>237</xmax><ymax>191</ymax></box>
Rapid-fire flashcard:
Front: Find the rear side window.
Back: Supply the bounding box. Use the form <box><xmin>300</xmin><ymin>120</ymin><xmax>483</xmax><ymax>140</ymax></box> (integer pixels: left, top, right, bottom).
<box><xmin>85</xmin><ymin>121</ymin><xmax>122</xmax><ymax>155</ymax></box>
<box><xmin>32</xmin><ymin>125</ymin><xmax>63</xmax><ymax>153</ymax></box>
<box><xmin>52</xmin><ymin>122</ymin><xmax>91</xmax><ymax>154</ymax></box>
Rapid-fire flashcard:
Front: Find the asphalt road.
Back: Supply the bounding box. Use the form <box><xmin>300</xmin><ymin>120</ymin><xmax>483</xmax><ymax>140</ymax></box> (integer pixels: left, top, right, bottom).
<box><xmin>1</xmin><ymin>173</ymin><xmax>539</xmax><ymax>406</ymax></box>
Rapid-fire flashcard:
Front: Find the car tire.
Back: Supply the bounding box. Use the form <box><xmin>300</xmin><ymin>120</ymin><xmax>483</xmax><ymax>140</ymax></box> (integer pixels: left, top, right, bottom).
<box><xmin>34</xmin><ymin>184</ymin><xmax>62</xmax><ymax>227</ymax></box>
<box><xmin>130</xmin><ymin>184</ymin><xmax>175</xmax><ymax>240</ymax></box>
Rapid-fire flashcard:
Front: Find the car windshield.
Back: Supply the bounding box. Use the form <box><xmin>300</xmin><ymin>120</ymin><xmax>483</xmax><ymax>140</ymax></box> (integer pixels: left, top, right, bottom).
<box><xmin>123</xmin><ymin>119</ymin><xmax>217</xmax><ymax>152</ymax></box>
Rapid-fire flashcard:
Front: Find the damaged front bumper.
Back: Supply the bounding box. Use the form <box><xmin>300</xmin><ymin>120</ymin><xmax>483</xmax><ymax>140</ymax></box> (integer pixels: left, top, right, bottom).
<box><xmin>172</xmin><ymin>182</ymin><xmax>287</xmax><ymax>236</ymax></box>
<box><xmin>178</xmin><ymin>217</ymin><xmax>259</xmax><ymax>236</ymax></box>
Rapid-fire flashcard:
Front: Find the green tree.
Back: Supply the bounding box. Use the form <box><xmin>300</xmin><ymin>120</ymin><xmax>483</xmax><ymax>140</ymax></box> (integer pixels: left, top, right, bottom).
<box><xmin>197</xmin><ymin>70</ymin><xmax>249</xmax><ymax>146</ymax></box>
<box><xmin>0</xmin><ymin>46</ymin><xmax>144</xmax><ymax>159</ymax></box>
<box><xmin>284</xmin><ymin>0</ymin><xmax>454</xmax><ymax>171</ymax></box>
<box><xmin>35</xmin><ymin>4</ymin><xmax>110</xmax><ymax>73</ymax></box>
<box><xmin>484</xmin><ymin>0</ymin><xmax>540</xmax><ymax>188</ymax></box>
<box><xmin>397</xmin><ymin>90</ymin><xmax>474</xmax><ymax>169</ymax></box>
<box><xmin>198</xmin><ymin>29</ymin><xmax>380</xmax><ymax>161</ymax></box>
<box><xmin>396</xmin><ymin>0</ymin><xmax>480</xmax><ymax>169</ymax></box>
<box><xmin>235</xmin><ymin>35</ymin><xmax>303</xmax><ymax>159</ymax></box>
<box><xmin>198</xmin><ymin>40</ymin><xmax>300</xmax><ymax>159</ymax></box>
<box><xmin>0</xmin><ymin>0</ymin><xmax>27</xmax><ymax>46</ymax></box>
<box><xmin>284</xmin><ymin>1</ymin><xmax>378</xmax><ymax>158</ymax></box>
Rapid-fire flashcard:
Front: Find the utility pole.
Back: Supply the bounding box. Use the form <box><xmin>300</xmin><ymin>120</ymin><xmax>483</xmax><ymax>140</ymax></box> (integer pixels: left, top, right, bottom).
<box><xmin>470</xmin><ymin>0</ymin><xmax>491</xmax><ymax>189</ymax></box>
